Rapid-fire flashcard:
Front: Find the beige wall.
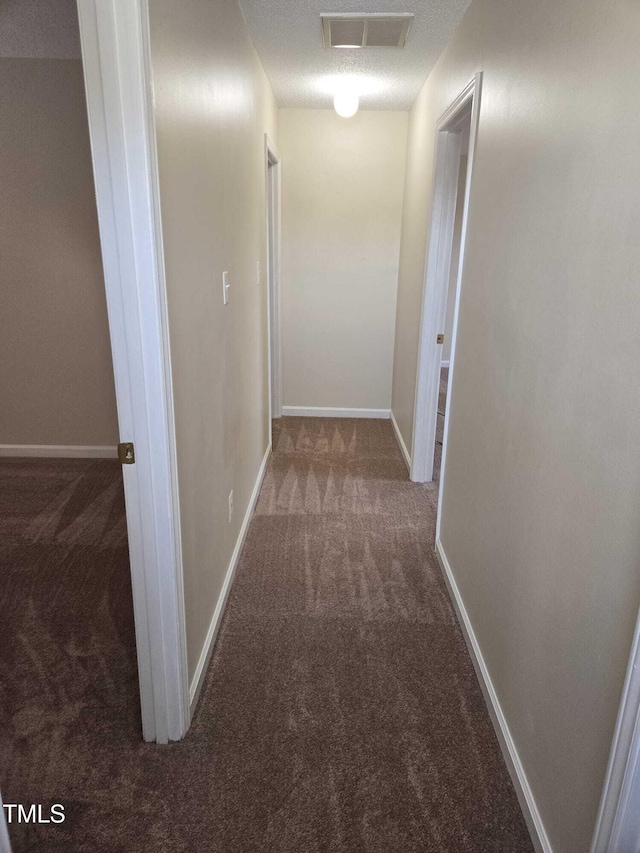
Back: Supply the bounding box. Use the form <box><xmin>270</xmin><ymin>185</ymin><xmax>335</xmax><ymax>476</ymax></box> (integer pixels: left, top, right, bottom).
<box><xmin>148</xmin><ymin>0</ymin><xmax>278</xmax><ymax>680</ymax></box>
<box><xmin>391</xmin><ymin>0</ymin><xmax>640</xmax><ymax>850</ymax></box>
<box><xmin>0</xmin><ymin>58</ymin><xmax>118</xmax><ymax>447</ymax></box>
<box><xmin>280</xmin><ymin>109</ymin><xmax>407</xmax><ymax>411</ymax></box>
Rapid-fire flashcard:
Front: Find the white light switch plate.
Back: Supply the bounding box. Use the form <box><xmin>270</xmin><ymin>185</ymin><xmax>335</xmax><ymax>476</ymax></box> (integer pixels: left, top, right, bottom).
<box><xmin>222</xmin><ymin>271</ymin><xmax>230</xmax><ymax>305</ymax></box>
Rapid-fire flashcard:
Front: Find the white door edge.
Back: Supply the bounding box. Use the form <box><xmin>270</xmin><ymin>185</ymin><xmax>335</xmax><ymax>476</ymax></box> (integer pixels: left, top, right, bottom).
<box><xmin>76</xmin><ymin>0</ymin><xmax>190</xmax><ymax>743</ymax></box>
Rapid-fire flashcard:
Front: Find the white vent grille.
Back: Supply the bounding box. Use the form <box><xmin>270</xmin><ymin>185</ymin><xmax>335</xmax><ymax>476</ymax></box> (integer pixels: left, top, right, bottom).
<box><xmin>321</xmin><ymin>14</ymin><xmax>413</xmax><ymax>48</ymax></box>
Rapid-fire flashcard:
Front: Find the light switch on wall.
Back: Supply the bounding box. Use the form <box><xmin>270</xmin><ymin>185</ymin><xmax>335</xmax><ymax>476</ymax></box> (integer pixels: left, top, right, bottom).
<box><xmin>256</xmin><ymin>261</ymin><xmax>261</xmax><ymax>286</ymax></box>
<box><xmin>222</xmin><ymin>271</ymin><xmax>230</xmax><ymax>305</ymax></box>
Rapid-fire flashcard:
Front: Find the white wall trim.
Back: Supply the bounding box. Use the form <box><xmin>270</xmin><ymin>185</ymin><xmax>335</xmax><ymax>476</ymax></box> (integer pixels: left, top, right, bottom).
<box><xmin>77</xmin><ymin>0</ymin><xmax>189</xmax><ymax>743</ymax></box>
<box><xmin>390</xmin><ymin>410</ymin><xmax>411</xmax><ymax>472</ymax></box>
<box><xmin>189</xmin><ymin>443</ymin><xmax>272</xmax><ymax>716</ymax></box>
<box><xmin>440</xmin><ymin>360</ymin><xmax>450</xmax><ymax>369</ymax></box>
<box><xmin>282</xmin><ymin>406</ymin><xmax>390</xmax><ymax>419</ymax></box>
<box><xmin>591</xmin><ymin>606</ymin><xmax>640</xmax><ymax>852</ymax></box>
<box><xmin>411</xmin><ymin>73</ymin><xmax>482</xmax><ymax>487</ymax></box>
<box><xmin>0</xmin><ymin>445</ymin><xmax>117</xmax><ymax>458</ymax></box>
<box><xmin>435</xmin><ymin>539</ymin><xmax>552</xmax><ymax>853</ymax></box>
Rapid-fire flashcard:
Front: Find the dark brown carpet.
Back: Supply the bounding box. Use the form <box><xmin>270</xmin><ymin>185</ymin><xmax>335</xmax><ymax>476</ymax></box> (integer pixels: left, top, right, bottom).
<box><xmin>0</xmin><ymin>426</ymin><xmax>533</xmax><ymax>852</ymax></box>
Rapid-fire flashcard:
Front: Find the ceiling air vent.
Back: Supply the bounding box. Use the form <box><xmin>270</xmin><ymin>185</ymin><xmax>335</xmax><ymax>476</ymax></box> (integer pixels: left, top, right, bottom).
<box><xmin>321</xmin><ymin>14</ymin><xmax>413</xmax><ymax>48</ymax></box>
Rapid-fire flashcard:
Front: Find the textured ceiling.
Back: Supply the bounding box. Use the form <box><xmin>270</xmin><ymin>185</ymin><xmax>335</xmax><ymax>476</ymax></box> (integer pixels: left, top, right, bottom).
<box><xmin>238</xmin><ymin>0</ymin><xmax>471</xmax><ymax>110</ymax></box>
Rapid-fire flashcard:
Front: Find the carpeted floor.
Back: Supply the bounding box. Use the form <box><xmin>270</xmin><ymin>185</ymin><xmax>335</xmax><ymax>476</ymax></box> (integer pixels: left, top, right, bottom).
<box><xmin>0</xmin><ymin>422</ymin><xmax>533</xmax><ymax>852</ymax></box>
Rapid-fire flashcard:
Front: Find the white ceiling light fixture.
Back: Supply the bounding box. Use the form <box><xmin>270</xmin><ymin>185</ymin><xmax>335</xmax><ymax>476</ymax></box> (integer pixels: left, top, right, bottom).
<box><xmin>333</xmin><ymin>89</ymin><xmax>359</xmax><ymax>117</ymax></box>
<box><xmin>318</xmin><ymin>74</ymin><xmax>385</xmax><ymax>114</ymax></box>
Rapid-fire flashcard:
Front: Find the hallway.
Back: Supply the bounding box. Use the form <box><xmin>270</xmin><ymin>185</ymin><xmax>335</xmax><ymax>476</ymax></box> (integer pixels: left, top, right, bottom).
<box><xmin>1</xmin><ymin>422</ymin><xmax>531</xmax><ymax>851</ymax></box>
<box><xmin>3</xmin><ymin>0</ymin><xmax>638</xmax><ymax>847</ymax></box>
<box><xmin>213</xmin><ymin>416</ymin><xmax>532</xmax><ymax>849</ymax></box>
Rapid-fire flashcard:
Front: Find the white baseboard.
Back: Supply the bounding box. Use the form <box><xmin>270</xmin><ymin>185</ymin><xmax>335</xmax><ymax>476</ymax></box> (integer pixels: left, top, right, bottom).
<box><xmin>189</xmin><ymin>442</ymin><xmax>271</xmax><ymax>716</ymax></box>
<box><xmin>435</xmin><ymin>539</ymin><xmax>552</xmax><ymax>853</ymax></box>
<box><xmin>390</xmin><ymin>410</ymin><xmax>411</xmax><ymax>473</ymax></box>
<box><xmin>0</xmin><ymin>444</ymin><xmax>118</xmax><ymax>459</ymax></box>
<box><xmin>281</xmin><ymin>406</ymin><xmax>390</xmax><ymax>419</ymax></box>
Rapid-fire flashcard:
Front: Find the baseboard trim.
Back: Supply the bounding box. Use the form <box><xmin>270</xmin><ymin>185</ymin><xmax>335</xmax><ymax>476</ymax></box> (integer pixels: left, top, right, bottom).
<box><xmin>435</xmin><ymin>539</ymin><xmax>553</xmax><ymax>853</ymax></box>
<box><xmin>390</xmin><ymin>410</ymin><xmax>411</xmax><ymax>473</ymax></box>
<box><xmin>0</xmin><ymin>444</ymin><xmax>118</xmax><ymax>459</ymax></box>
<box><xmin>281</xmin><ymin>406</ymin><xmax>390</xmax><ymax>419</ymax></box>
<box><xmin>189</xmin><ymin>442</ymin><xmax>271</xmax><ymax>716</ymax></box>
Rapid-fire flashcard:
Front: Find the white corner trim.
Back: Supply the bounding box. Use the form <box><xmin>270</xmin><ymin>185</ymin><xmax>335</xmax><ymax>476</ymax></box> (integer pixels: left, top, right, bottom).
<box><xmin>591</xmin><ymin>606</ymin><xmax>640</xmax><ymax>853</ymax></box>
<box><xmin>0</xmin><ymin>445</ymin><xmax>117</xmax><ymax>458</ymax></box>
<box><xmin>189</xmin><ymin>443</ymin><xmax>272</xmax><ymax>716</ymax></box>
<box><xmin>281</xmin><ymin>406</ymin><xmax>390</xmax><ymax>419</ymax></box>
<box><xmin>435</xmin><ymin>539</ymin><xmax>553</xmax><ymax>853</ymax></box>
<box><xmin>390</xmin><ymin>410</ymin><xmax>411</xmax><ymax>472</ymax></box>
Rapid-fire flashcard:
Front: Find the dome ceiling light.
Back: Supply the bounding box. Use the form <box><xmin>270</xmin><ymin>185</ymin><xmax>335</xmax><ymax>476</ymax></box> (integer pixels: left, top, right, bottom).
<box><xmin>333</xmin><ymin>90</ymin><xmax>360</xmax><ymax>117</ymax></box>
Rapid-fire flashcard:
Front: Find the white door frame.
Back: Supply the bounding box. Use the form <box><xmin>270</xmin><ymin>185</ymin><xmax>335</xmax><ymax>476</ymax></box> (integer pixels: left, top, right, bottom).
<box><xmin>0</xmin><ymin>793</ymin><xmax>11</xmax><ymax>853</ymax></box>
<box><xmin>591</xmin><ymin>607</ymin><xmax>640</xmax><ymax>851</ymax></box>
<box><xmin>410</xmin><ymin>73</ymin><xmax>482</xmax><ymax>489</ymax></box>
<box><xmin>265</xmin><ymin>134</ymin><xmax>282</xmax><ymax>431</ymax></box>
<box><xmin>76</xmin><ymin>0</ymin><xmax>190</xmax><ymax>743</ymax></box>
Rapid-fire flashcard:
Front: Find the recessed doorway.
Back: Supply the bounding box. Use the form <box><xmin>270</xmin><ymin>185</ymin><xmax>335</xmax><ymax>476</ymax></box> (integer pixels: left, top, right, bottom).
<box><xmin>265</xmin><ymin>135</ymin><xmax>283</xmax><ymax>436</ymax></box>
<box><xmin>411</xmin><ymin>74</ymin><xmax>482</xmax><ymax>512</ymax></box>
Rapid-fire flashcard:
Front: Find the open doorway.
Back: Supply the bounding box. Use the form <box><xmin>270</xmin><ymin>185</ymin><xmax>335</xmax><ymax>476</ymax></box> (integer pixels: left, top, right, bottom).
<box><xmin>0</xmin><ymin>1</ymin><xmax>142</xmax><ymax>840</ymax></box>
<box><xmin>434</xmin><ymin>124</ymin><xmax>469</xmax><ymax>480</ymax></box>
<box><xmin>265</xmin><ymin>135</ymin><xmax>282</xmax><ymax>434</ymax></box>
<box><xmin>411</xmin><ymin>74</ymin><xmax>481</xmax><ymax>492</ymax></box>
<box><xmin>1</xmin><ymin>0</ymin><xmax>189</xmax><ymax>784</ymax></box>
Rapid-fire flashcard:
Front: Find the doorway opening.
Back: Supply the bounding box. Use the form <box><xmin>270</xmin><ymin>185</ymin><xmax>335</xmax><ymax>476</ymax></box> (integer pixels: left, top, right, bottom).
<box><xmin>265</xmin><ymin>135</ymin><xmax>282</xmax><ymax>438</ymax></box>
<box><xmin>0</xmin><ymin>1</ymin><xmax>164</xmax><ymax>840</ymax></box>
<box><xmin>434</xmin><ymin>123</ymin><xmax>469</xmax><ymax>481</ymax></box>
<box><xmin>410</xmin><ymin>74</ymin><xmax>481</xmax><ymax>502</ymax></box>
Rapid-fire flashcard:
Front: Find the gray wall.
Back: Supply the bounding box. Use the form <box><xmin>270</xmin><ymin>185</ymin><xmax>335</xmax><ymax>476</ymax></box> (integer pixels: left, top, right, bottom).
<box><xmin>0</xmin><ymin>4</ymin><xmax>118</xmax><ymax>448</ymax></box>
<box><xmin>391</xmin><ymin>0</ymin><xmax>640</xmax><ymax>849</ymax></box>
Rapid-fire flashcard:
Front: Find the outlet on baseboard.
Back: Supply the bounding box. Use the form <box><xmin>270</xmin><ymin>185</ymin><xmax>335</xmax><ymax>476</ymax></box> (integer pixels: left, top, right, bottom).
<box><xmin>228</xmin><ymin>489</ymin><xmax>233</xmax><ymax>523</ymax></box>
